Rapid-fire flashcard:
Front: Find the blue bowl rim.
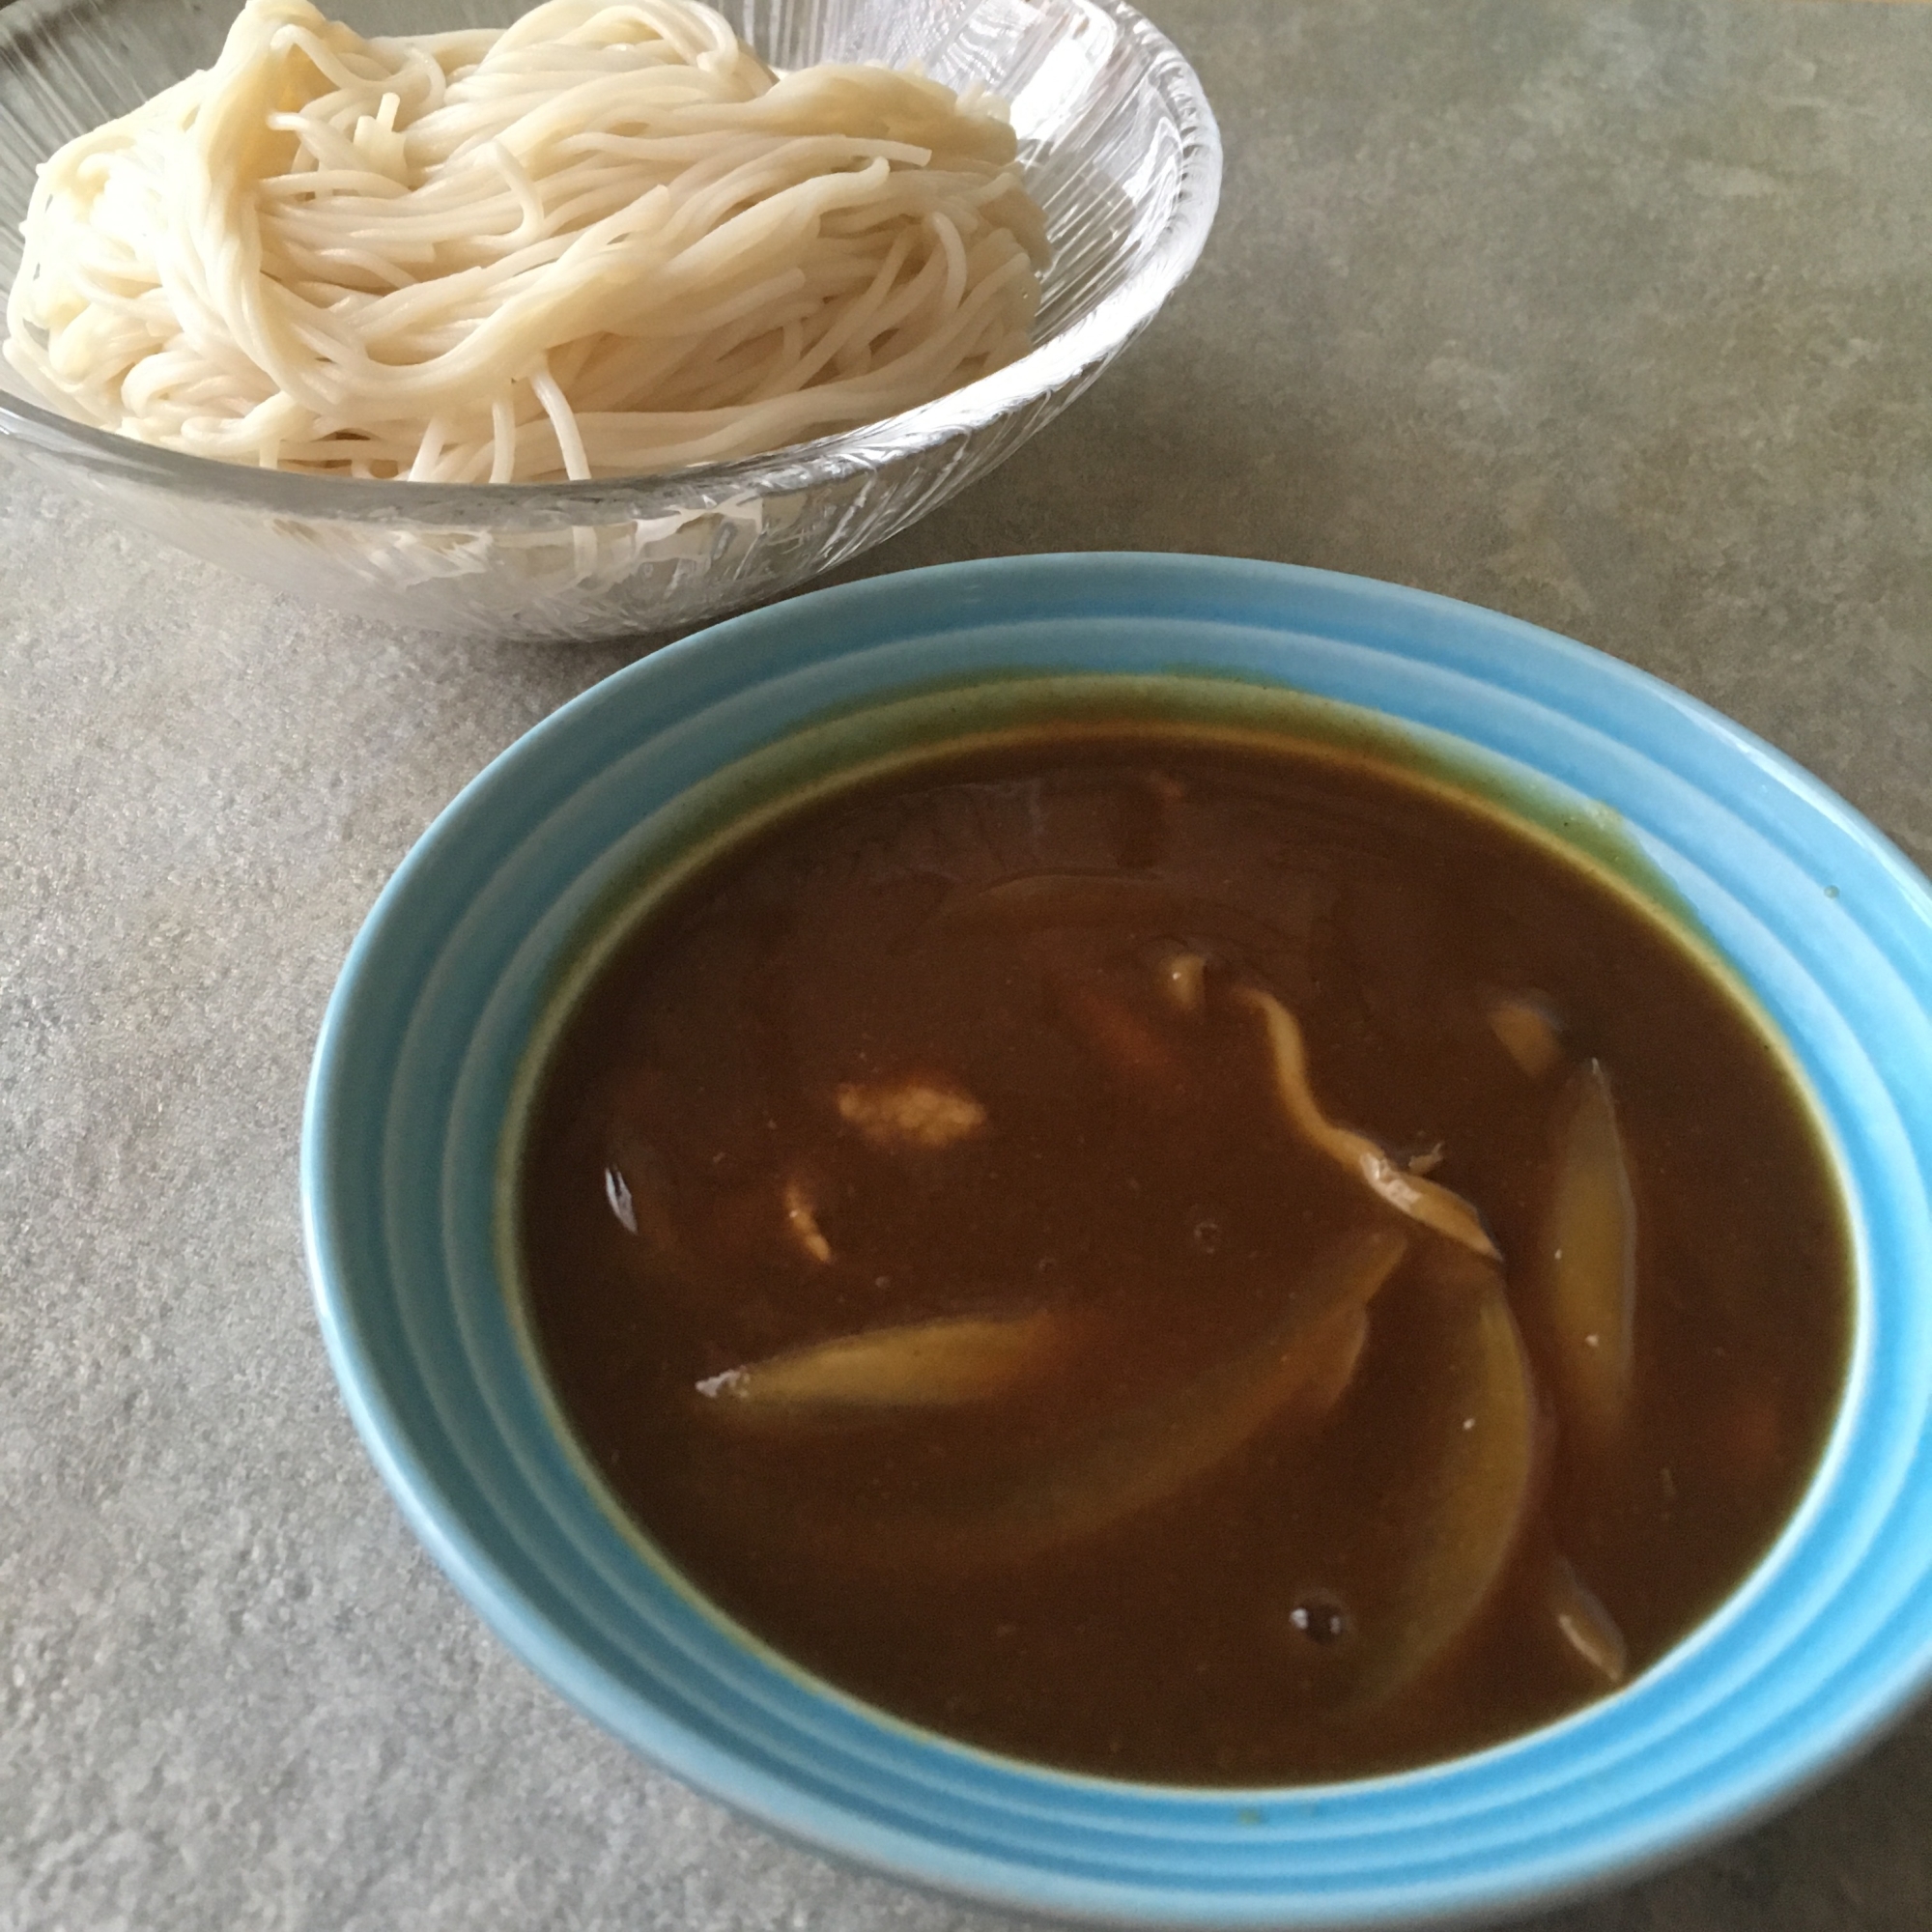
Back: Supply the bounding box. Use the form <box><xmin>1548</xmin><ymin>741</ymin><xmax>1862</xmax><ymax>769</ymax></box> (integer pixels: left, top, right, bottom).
<box><xmin>301</xmin><ymin>552</ymin><xmax>1932</xmax><ymax>1929</ymax></box>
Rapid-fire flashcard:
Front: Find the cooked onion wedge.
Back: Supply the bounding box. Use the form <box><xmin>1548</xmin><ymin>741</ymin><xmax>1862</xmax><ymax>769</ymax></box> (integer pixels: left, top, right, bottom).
<box><xmin>1539</xmin><ymin>1060</ymin><xmax>1636</xmax><ymax>1448</ymax></box>
<box><xmin>1155</xmin><ymin>946</ymin><xmax>1208</xmax><ymax>1016</ymax></box>
<box><xmin>1487</xmin><ymin>993</ymin><xmax>1565</xmax><ymax>1081</ymax></box>
<box><xmin>1298</xmin><ymin>1302</ymin><xmax>1372</xmax><ymax>1421</ymax></box>
<box><xmin>1353</xmin><ymin>1253</ymin><xmax>1539</xmax><ymax>1706</ymax></box>
<box><xmin>942</xmin><ymin>1226</ymin><xmax>1407</xmax><ymax>1564</ymax></box>
<box><xmin>1040</xmin><ymin>960</ymin><xmax>1188</xmax><ymax>1092</ymax></box>
<box><xmin>696</xmin><ymin>1310</ymin><xmax>1064</xmax><ymax>1414</ymax></box>
<box><xmin>1236</xmin><ymin>986</ymin><xmax>1499</xmax><ymax>1259</ymax></box>
<box><xmin>1547</xmin><ymin>1552</ymin><xmax>1628</xmax><ymax>1688</ymax></box>
<box><xmin>781</xmin><ymin>1173</ymin><xmax>835</xmax><ymax>1264</ymax></box>
<box><xmin>603</xmin><ymin>1123</ymin><xmax>686</xmax><ymax>1270</ymax></box>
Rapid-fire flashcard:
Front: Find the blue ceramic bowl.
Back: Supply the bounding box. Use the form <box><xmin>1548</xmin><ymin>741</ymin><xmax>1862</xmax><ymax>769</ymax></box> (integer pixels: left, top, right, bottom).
<box><xmin>301</xmin><ymin>554</ymin><xmax>1932</xmax><ymax>1929</ymax></box>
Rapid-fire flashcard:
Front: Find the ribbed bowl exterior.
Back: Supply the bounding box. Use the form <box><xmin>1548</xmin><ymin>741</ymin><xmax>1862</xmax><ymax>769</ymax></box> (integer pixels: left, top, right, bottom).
<box><xmin>302</xmin><ymin>554</ymin><xmax>1932</xmax><ymax>1928</ymax></box>
<box><xmin>0</xmin><ymin>0</ymin><xmax>1220</xmax><ymax>640</ymax></box>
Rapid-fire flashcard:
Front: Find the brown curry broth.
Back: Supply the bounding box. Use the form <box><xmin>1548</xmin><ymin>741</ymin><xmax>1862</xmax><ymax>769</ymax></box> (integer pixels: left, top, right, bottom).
<box><xmin>518</xmin><ymin>727</ymin><xmax>1849</xmax><ymax>1783</ymax></box>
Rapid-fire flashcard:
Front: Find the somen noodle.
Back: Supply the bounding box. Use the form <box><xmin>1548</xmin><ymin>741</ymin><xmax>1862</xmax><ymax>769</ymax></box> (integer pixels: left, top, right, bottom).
<box><xmin>3</xmin><ymin>0</ymin><xmax>1049</xmax><ymax>482</ymax></box>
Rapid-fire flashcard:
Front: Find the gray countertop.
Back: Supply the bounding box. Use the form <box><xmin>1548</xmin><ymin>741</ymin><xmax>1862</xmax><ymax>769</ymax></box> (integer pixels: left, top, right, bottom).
<box><xmin>4</xmin><ymin>2</ymin><xmax>1930</xmax><ymax>1926</ymax></box>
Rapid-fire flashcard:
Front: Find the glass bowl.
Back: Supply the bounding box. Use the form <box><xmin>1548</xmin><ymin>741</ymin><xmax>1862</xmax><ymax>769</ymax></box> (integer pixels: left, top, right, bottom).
<box><xmin>0</xmin><ymin>0</ymin><xmax>1219</xmax><ymax>642</ymax></box>
<box><xmin>303</xmin><ymin>554</ymin><xmax>1932</xmax><ymax>1928</ymax></box>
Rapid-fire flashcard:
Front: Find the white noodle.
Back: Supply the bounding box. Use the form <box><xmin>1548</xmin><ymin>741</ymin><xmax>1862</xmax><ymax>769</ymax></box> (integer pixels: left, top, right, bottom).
<box><xmin>3</xmin><ymin>0</ymin><xmax>1048</xmax><ymax>483</ymax></box>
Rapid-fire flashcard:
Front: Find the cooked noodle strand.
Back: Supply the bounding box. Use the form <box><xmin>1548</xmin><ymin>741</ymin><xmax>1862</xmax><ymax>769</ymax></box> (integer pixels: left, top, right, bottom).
<box><xmin>3</xmin><ymin>0</ymin><xmax>1048</xmax><ymax>482</ymax></box>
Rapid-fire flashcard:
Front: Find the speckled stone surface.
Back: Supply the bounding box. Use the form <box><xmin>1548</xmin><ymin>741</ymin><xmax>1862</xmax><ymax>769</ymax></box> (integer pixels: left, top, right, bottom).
<box><xmin>3</xmin><ymin>4</ymin><xmax>1930</xmax><ymax>1928</ymax></box>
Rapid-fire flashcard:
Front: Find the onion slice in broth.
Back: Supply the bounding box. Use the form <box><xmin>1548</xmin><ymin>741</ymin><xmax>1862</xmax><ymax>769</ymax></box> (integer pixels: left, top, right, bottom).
<box><xmin>1538</xmin><ymin>1059</ymin><xmax>1637</xmax><ymax>1448</ymax></box>
<box><xmin>1547</xmin><ymin>1551</ymin><xmax>1629</xmax><ymax>1688</ymax></box>
<box><xmin>1352</xmin><ymin>1251</ymin><xmax>1539</xmax><ymax>1707</ymax></box>
<box><xmin>926</xmin><ymin>1226</ymin><xmax>1407</xmax><ymax>1567</ymax></box>
<box><xmin>697</xmin><ymin>1310</ymin><xmax>1065</xmax><ymax>1414</ymax></box>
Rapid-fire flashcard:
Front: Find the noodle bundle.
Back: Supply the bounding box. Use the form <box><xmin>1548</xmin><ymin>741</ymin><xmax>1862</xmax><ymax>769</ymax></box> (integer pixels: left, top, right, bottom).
<box><xmin>3</xmin><ymin>0</ymin><xmax>1048</xmax><ymax>482</ymax></box>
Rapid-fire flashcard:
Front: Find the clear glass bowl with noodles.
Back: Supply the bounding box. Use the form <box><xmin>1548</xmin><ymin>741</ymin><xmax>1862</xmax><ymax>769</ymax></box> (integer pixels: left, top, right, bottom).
<box><xmin>0</xmin><ymin>0</ymin><xmax>1220</xmax><ymax>642</ymax></box>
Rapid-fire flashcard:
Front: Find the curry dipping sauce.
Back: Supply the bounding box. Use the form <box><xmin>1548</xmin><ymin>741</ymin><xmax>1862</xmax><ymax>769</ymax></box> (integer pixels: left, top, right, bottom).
<box><xmin>516</xmin><ymin>722</ymin><xmax>1851</xmax><ymax>1784</ymax></box>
